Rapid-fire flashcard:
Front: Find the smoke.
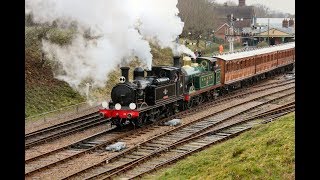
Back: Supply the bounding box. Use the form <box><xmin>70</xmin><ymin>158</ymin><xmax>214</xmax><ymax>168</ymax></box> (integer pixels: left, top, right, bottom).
<box><xmin>26</xmin><ymin>0</ymin><xmax>195</xmax><ymax>95</ymax></box>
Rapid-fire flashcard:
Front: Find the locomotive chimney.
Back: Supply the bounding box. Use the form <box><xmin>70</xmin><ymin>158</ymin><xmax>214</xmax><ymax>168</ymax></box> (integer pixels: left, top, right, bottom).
<box><xmin>173</xmin><ymin>56</ymin><xmax>181</xmax><ymax>68</ymax></box>
<box><xmin>120</xmin><ymin>67</ymin><xmax>130</xmax><ymax>82</ymax></box>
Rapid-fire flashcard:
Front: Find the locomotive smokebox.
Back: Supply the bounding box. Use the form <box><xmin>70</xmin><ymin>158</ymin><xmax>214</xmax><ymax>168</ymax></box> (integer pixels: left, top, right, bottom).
<box><xmin>120</xmin><ymin>67</ymin><xmax>130</xmax><ymax>82</ymax></box>
<box><xmin>173</xmin><ymin>56</ymin><xmax>181</xmax><ymax>68</ymax></box>
<box><xmin>133</xmin><ymin>67</ymin><xmax>145</xmax><ymax>80</ymax></box>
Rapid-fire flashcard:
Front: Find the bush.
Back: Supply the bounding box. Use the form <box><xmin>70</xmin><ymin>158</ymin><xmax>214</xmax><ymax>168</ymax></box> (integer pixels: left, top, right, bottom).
<box><xmin>256</xmin><ymin>41</ymin><xmax>269</xmax><ymax>47</ymax></box>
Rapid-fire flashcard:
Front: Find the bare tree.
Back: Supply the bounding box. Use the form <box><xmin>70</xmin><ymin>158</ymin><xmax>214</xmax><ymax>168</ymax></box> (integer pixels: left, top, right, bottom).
<box><xmin>252</xmin><ymin>3</ymin><xmax>270</xmax><ymax>17</ymax></box>
<box><xmin>225</xmin><ymin>0</ymin><xmax>237</xmax><ymax>6</ymax></box>
<box><xmin>177</xmin><ymin>0</ymin><xmax>218</xmax><ymax>41</ymax></box>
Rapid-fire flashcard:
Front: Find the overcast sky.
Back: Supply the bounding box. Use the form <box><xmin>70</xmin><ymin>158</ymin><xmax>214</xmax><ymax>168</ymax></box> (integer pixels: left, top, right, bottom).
<box><xmin>214</xmin><ymin>0</ymin><xmax>295</xmax><ymax>14</ymax></box>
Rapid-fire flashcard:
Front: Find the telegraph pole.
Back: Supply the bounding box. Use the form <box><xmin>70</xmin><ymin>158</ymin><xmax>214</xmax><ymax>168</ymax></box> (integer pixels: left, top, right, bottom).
<box><xmin>267</xmin><ymin>18</ymin><xmax>270</xmax><ymax>45</ymax></box>
<box><xmin>227</xmin><ymin>14</ymin><xmax>235</xmax><ymax>52</ymax></box>
<box><xmin>86</xmin><ymin>83</ymin><xmax>92</xmax><ymax>99</ymax></box>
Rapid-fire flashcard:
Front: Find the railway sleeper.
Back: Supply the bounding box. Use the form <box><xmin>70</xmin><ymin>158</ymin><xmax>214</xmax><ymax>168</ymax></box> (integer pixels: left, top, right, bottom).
<box><xmin>204</xmin><ymin>135</ymin><xmax>226</xmax><ymax>140</ymax></box>
<box><xmin>125</xmin><ymin>154</ymin><xmax>144</xmax><ymax>159</ymax></box>
<box><xmin>118</xmin><ymin>158</ymin><xmax>136</xmax><ymax>163</ymax></box>
<box><xmin>176</xmin><ymin>147</ymin><xmax>195</xmax><ymax>152</ymax></box>
<box><xmin>144</xmin><ymin>143</ymin><xmax>166</xmax><ymax>148</ymax></box>
<box><xmin>170</xmin><ymin>149</ymin><xmax>189</xmax><ymax>153</ymax></box>
<box><xmin>176</xmin><ymin>129</ymin><xmax>199</xmax><ymax>133</ymax></box>
<box><xmin>215</xmin><ymin>132</ymin><xmax>232</xmax><ymax>136</ymax></box>
<box><xmin>187</xmin><ymin>125</ymin><xmax>207</xmax><ymax>129</ymax></box>
<box><xmin>165</xmin><ymin>133</ymin><xmax>185</xmax><ymax>137</ymax></box>
<box><xmin>150</xmin><ymin>140</ymin><xmax>174</xmax><ymax>145</ymax></box>
<box><xmin>173</xmin><ymin>132</ymin><xmax>194</xmax><ymax>137</ymax></box>
<box><xmin>138</xmin><ymin>147</ymin><xmax>158</xmax><ymax>151</ymax></box>
<box><xmin>164</xmin><ymin>133</ymin><xmax>190</xmax><ymax>139</ymax></box>
<box><xmin>188</xmin><ymin>142</ymin><xmax>209</xmax><ymax>147</ymax></box>
<box><xmin>195</xmin><ymin>122</ymin><xmax>216</xmax><ymax>126</ymax></box>
<box><xmin>181</xmin><ymin>144</ymin><xmax>202</xmax><ymax>149</ymax></box>
<box><xmin>226</xmin><ymin>126</ymin><xmax>249</xmax><ymax>131</ymax></box>
<box><xmin>157</xmin><ymin>137</ymin><xmax>180</xmax><ymax>142</ymax></box>
<box><xmin>222</xmin><ymin>129</ymin><xmax>245</xmax><ymax>134</ymax></box>
<box><xmin>141</xmin><ymin>144</ymin><xmax>162</xmax><ymax>149</ymax></box>
<box><xmin>132</xmin><ymin>151</ymin><xmax>150</xmax><ymax>156</ymax></box>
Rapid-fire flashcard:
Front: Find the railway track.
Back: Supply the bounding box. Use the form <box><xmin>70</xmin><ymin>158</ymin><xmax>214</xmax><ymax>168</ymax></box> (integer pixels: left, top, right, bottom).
<box><xmin>25</xmin><ymin>75</ymin><xmax>293</xmax><ymax>150</ymax></box>
<box><xmin>60</xmin><ymin>85</ymin><xmax>294</xmax><ymax>179</ymax></box>
<box><xmin>25</xmin><ymin>76</ymin><xmax>294</xmax><ymax>179</ymax></box>
<box><xmin>112</xmin><ymin>103</ymin><xmax>295</xmax><ymax>179</ymax></box>
<box><xmin>25</xmin><ymin>112</ymin><xmax>110</xmax><ymax>149</ymax></box>
<box><xmin>25</xmin><ymin>77</ymin><xmax>293</xmax><ymax>176</ymax></box>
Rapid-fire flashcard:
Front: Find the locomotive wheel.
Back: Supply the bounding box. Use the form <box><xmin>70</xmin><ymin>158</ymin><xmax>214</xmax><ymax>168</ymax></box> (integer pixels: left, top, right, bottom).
<box><xmin>135</xmin><ymin>114</ymin><xmax>147</xmax><ymax>127</ymax></box>
<box><xmin>194</xmin><ymin>95</ymin><xmax>204</xmax><ymax>105</ymax></box>
<box><xmin>206</xmin><ymin>92</ymin><xmax>213</xmax><ymax>101</ymax></box>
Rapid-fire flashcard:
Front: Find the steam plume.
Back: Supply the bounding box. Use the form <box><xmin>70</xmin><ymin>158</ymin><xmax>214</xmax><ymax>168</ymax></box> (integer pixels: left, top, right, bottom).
<box><xmin>25</xmin><ymin>0</ymin><xmax>195</xmax><ymax>94</ymax></box>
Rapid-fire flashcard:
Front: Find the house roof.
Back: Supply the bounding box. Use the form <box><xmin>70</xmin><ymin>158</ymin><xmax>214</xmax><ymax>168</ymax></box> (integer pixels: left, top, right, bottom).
<box><xmin>242</xmin><ymin>25</ymin><xmax>295</xmax><ymax>36</ymax></box>
<box><xmin>256</xmin><ymin>18</ymin><xmax>295</xmax><ymax>26</ymax></box>
<box><xmin>216</xmin><ymin>23</ymin><xmax>229</xmax><ymax>32</ymax></box>
<box><xmin>213</xmin><ymin>6</ymin><xmax>255</xmax><ymax>19</ymax></box>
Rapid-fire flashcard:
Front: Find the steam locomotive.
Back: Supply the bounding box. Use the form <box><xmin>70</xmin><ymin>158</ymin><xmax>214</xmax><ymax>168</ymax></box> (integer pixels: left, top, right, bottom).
<box><xmin>99</xmin><ymin>42</ymin><xmax>295</xmax><ymax>127</ymax></box>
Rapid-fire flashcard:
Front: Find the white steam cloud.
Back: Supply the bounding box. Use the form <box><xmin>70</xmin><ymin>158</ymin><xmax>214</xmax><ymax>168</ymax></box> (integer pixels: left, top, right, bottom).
<box><xmin>26</xmin><ymin>0</ymin><xmax>195</xmax><ymax>94</ymax></box>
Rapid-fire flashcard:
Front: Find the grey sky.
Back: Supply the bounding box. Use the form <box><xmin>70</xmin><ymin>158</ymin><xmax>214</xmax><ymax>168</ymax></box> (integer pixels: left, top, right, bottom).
<box><xmin>214</xmin><ymin>0</ymin><xmax>295</xmax><ymax>14</ymax></box>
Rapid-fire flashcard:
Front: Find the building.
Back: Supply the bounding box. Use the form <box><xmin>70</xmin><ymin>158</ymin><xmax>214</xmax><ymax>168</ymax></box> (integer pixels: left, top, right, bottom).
<box><xmin>242</xmin><ymin>18</ymin><xmax>295</xmax><ymax>45</ymax></box>
<box><xmin>215</xmin><ymin>23</ymin><xmax>241</xmax><ymax>43</ymax></box>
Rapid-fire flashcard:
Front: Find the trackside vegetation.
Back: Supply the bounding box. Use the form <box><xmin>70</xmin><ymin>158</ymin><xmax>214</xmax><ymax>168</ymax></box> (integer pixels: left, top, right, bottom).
<box><xmin>144</xmin><ymin>113</ymin><xmax>295</xmax><ymax>180</ymax></box>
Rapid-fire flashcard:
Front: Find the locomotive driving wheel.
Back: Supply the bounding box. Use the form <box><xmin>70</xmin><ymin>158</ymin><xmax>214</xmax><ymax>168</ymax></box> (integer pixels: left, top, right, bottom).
<box><xmin>135</xmin><ymin>114</ymin><xmax>146</xmax><ymax>127</ymax></box>
<box><xmin>185</xmin><ymin>98</ymin><xmax>193</xmax><ymax>109</ymax></box>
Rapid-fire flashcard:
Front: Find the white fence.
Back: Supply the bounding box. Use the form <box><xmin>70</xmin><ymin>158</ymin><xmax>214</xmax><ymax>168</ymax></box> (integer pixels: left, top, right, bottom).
<box><xmin>25</xmin><ymin>101</ymin><xmax>101</xmax><ymax>123</ymax></box>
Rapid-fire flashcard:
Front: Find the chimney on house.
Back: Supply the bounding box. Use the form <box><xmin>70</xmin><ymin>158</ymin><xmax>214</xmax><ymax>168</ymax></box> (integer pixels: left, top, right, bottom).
<box><xmin>289</xmin><ymin>18</ymin><xmax>294</xmax><ymax>27</ymax></box>
<box><xmin>282</xmin><ymin>19</ymin><xmax>289</xmax><ymax>28</ymax></box>
<box><xmin>239</xmin><ymin>0</ymin><xmax>245</xmax><ymax>6</ymax></box>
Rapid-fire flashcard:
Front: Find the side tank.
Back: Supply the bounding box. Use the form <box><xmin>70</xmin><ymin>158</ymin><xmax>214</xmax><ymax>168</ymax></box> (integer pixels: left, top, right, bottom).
<box><xmin>181</xmin><ymin>56</ymin><xmax>205</xmax><ymax>84</ymax></box>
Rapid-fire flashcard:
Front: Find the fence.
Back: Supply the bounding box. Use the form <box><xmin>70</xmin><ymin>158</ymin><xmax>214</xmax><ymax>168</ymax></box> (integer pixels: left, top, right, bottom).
<box><xmin>25</xmin><ymin>101</ymin><xmax>102</xmax><ymax>124</ymax></box>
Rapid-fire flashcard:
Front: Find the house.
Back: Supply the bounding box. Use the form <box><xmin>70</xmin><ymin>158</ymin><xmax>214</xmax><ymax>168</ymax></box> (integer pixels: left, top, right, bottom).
<box><xmin>215</xmin><ymin>23</ymin><xmax>241</xmax><ymax>43</ymax></box>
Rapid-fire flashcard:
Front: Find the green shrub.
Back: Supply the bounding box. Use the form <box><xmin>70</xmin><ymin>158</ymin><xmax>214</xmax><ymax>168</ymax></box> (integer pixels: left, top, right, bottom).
<box><xmin>256</xmin><ymin>41</ymin><xmax>269</xmax><ymax>47</ymax></box>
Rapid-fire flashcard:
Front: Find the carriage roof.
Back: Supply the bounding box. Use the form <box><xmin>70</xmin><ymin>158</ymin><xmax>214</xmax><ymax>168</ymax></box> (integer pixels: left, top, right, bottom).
<box><xmin>213</xmin><ymin>42</ymin><xmax>295</xmax><ymax>61</ymax></box>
